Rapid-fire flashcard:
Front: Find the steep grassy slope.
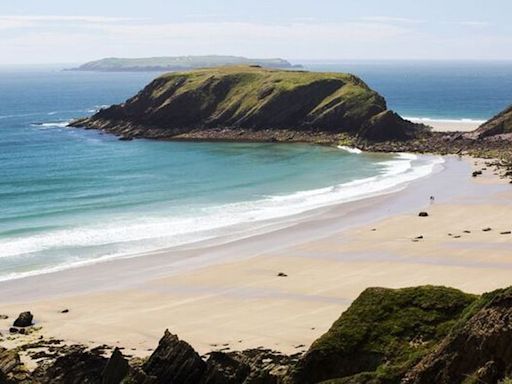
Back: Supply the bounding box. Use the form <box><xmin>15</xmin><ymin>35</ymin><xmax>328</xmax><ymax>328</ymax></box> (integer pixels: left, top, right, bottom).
<box><xmin>72</xmin><ymin>66</ymin><xmax>422</xmax><ymax>142</ymax></box>
<box><xmin>470</xmin><ymin>105</ymin><xmax>512</xmax><ymax>139</ymax></box>
<box><xmin>403</xmin><ymin>286</ymin><xmax>512</xmax><ymax>384</ymax></box>
<box><xmin>291</xmin><ymin>286</ymin><xmax>477</xmax><ymax>384</ymax></box>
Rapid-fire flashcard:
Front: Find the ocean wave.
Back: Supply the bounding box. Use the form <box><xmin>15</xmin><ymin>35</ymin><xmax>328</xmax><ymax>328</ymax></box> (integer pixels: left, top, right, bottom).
<box><xmin>405</xmin><ymin>116</ymin><xmax>486</xmax><ymax>125</ymax></box>
<box><xmin>31</xmin><ymin>121</ymin><xmax>70</xmax><ymax>129</ymax></box>
<box><xmin>337</xmin><ymin>145</ymin><xmax>362</xmax><ymax>154</ymax></box>
<box><xmin>0</xmin><ymin>154</ymin><xmax>444</xmax><ymax>278</ymax></box>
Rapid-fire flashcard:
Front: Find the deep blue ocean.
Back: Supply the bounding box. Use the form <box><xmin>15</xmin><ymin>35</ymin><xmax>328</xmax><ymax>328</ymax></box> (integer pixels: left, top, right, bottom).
<box><xmin>1</xmin><ymin>61</ymin><xmax>510</xmax><ymax>281</ymax></box>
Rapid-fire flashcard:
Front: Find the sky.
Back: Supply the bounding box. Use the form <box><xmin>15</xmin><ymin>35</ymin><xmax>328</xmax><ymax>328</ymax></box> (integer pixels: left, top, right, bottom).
<box><xmin>1</xmin><ymin>0</ymin><xmax>512</xmax><ymax>64</ymax></box>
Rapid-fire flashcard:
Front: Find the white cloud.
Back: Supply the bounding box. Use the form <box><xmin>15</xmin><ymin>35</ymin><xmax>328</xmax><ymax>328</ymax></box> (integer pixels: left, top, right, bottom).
<box><xmin>97</xmin><ymin>21</ymin><xmax>409</xmax><ymax>42</ymax></box>
<box><xmin>360</xmin><ymin>16</ymin><xmax>424</xmax><ymax>24</ymax></box>
<box><xmin>0</xmin><ymin>15</ymin><xmax>510</xmax><ymax>64</ymax></box>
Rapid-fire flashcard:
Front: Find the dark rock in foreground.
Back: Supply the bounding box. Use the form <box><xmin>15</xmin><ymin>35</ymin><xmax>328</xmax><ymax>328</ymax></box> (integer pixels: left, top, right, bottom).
<box><xmin>101</xmin><ymin>348</ymin><xmax>130</xmax><ymax>384</ymax></box>
<box><xmin>13</xmin><ymin>312</ymin><xmax>33</xmax><ymax>328</ymax></box>
<box><xmin>32</xmin><ymin>346</ymin><xmax>108</xmax><ymax>384</ymax></box>
<box><xmin>142</xmin><ymin>330</ymin><xmax>206</xmax><ymax>383</ymax></box>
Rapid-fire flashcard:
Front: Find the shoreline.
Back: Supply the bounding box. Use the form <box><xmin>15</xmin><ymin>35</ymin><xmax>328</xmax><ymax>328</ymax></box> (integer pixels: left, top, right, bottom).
<box><xmin>2</xmin><ymin>155</ymin><xmax>512</xmax><ymax>357</ymax></box>
<box><xmin>0</xmin><ymin>152</ymin><xmax>440</xmax><ymax>284</ymax></box>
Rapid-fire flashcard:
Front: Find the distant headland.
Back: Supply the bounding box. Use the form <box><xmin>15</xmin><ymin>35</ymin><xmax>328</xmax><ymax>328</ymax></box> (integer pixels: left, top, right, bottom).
<box><xmin>66</xmin><ymin>55</ymin><xmax>302</xmax><ymax>72</ymax></box>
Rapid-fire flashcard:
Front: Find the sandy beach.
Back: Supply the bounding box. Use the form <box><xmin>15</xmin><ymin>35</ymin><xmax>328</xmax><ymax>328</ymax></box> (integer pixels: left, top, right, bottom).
<box><xmin>1</xmin><ymin>156</ymin><xmax>512</xmax><ymax>360</ymax></box>
<box><xmin>408</xmin><ymin>118</ymin><xmax>484</xmax><ymax>132</ymax></box>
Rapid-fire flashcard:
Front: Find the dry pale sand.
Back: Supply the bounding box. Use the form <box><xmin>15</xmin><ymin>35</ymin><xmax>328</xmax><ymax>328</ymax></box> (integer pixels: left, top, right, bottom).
<box><xmin>409</xmin><ymin>118</ymin><xmax>483</xmax><ymax>132</ymax></box>
<box><xmin>1</xmin><ymin>156</ymin><xmax>512</xmax><ymax>358</ymax></box>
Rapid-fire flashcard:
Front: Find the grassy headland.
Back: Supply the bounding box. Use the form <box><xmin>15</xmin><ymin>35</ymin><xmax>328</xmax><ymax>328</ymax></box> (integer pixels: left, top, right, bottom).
<box><xmin>71</xmin><ymin>65</ymin><xmax>424</xmax><ymax>143</ymax></box>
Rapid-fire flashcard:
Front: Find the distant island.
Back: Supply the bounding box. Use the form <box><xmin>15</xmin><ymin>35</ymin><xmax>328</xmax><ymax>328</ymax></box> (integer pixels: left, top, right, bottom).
<box><xmin>67</xmin><ymin>55</ymin><xmax>301</xmax><ymax>72</ymax></box>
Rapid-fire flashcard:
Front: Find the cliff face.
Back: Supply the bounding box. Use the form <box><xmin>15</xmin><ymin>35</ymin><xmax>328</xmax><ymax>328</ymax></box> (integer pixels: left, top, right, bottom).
<box><xmin>469</xmin><ymin>105</ymin><xmax>512</xmax><ymax>139</ymax></box>
<box><xmin>71</xmin><ymin>66</ymin><xmax>423</xmax><ymax>142</ymax></box>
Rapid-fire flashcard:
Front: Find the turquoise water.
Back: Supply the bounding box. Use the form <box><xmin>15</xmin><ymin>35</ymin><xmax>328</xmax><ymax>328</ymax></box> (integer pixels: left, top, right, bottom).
<box><xmin>1</xmin><ymin>61</ymin><xmax>509</xmax><ymax>281</ymax></box>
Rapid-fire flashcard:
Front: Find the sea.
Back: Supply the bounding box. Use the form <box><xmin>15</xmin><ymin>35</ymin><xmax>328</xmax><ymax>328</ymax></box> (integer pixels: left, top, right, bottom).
<box><xmin>1</xmin><ymin>61</ymin><xmax>511</xmax><ymax>281</ymax></box>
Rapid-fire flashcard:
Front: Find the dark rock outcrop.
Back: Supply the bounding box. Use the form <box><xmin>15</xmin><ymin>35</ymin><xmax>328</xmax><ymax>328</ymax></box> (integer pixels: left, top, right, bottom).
<box><xmin>203</xmin><ymin>349</ymin><xmax>294</xmax><ymax>384</ymax></box>
<box><xmin>101</xmin><ymin>348</ymin><xmax>129</xmax><ymax>384</ymax></box>
<box><xmin>32</xmin><ymin>346</ymin><xmax>108</xmax><ymax>384</ymax></box>
<box><xmin>13</xmin><ymin>312</ymin><xmax>33</xmax><ymax>328</ymax></box>
<box><xmin>0</xmin><ymin>348</ymin><xmax>32</xmax><ymax>384</ymax></box>
<box><xmin>467</xmin><ymin>104</ymin><xmax>512</xmax><ymax>139</ymax></box>
<box><xmin>142</xmin><ymin>330</ymin><xmax>206</xmax><ymax>384</ymax></box>
<box><xmin>70</xmin><ymin>66</ymin><xmax>424</xmax><ymax>143</ymax></box>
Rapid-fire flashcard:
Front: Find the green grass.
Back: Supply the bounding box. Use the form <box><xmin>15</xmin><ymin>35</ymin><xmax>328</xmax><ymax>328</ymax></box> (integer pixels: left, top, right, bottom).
<box><xmin>149</xmin><ymin>65</ymin><xmax>383</xmax><ymax>124</ymax></box>
<box><xmin>298</xmin><ymin>286</ymin><xmax>477</xmax><ymax>383</ymax></box>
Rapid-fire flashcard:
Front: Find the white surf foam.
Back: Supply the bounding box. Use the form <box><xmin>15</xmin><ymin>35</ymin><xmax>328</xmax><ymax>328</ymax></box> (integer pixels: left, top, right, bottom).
<box><xmin>337</xmin><ymin>145</ymin><xmax>362</xmax><ymax>154</ymax></box>
<box><xmin>0</xmin><ymin>153</ymin><xmax>444</xmax><ymax>281</ymax></box>
<box><xmin>405</xmin><ymin>116</ymin><xmax>486</xmax><ymax>125</ymax></box>
<box><xmin>31</xmin><ymin>121</ymin><xmax>70</xmax><ymax>129</ymax></box>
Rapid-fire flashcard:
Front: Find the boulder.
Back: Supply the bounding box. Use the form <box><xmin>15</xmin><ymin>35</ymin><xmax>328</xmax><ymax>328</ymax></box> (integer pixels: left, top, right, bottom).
<box><xmin>13</xmin><ymin>312</ymin><xmax>33</xmax><ymax>328</ymax></box>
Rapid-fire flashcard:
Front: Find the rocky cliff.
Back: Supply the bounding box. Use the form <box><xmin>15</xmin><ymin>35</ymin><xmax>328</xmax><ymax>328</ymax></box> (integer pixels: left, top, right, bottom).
<box><xmin>468</xmin><ymin>105</ymin><xmax>512</xmax><ymax>140</ymax></box>
<box><xmin>71</xmin><ymin>66</ymin><xmax>424</xmax><ymax>142</ymax></box>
